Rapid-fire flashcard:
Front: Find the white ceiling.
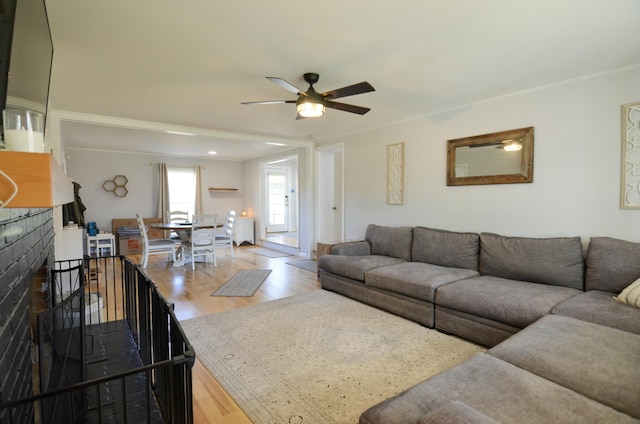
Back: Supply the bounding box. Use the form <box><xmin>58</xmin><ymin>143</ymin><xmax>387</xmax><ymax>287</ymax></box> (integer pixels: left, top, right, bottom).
<box><xmin>44</xmin><ymin>0</ymin><xmax>640</xmax><ymax>160</ymax></box>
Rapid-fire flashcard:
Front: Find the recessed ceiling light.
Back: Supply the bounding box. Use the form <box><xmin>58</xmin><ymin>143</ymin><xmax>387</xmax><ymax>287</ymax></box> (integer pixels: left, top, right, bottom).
<box><xmin>266</xmin><ymin>142</ymin><xmax>287</xmax><ymax>146</ymax></box>
<box><xmin>208</xmin><ymin>151</ymin><xmax>217</xmax><ymax>155</ymax></box>
<box><xmin>166</xmin><ymin>130</ymin><xmax>196</xmax><ymax>136</ymax></box>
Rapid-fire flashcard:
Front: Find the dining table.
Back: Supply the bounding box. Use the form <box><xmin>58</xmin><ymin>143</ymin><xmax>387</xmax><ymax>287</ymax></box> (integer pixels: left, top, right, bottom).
<box><xmin>151</xmin><ymin>221</ymin><xmax>198</xmax><ymax>241</ymax></box>
<box><xmin>151</xmin><ymin>222</ymin><xmax>220</xmax><ymax>266</ymax></box>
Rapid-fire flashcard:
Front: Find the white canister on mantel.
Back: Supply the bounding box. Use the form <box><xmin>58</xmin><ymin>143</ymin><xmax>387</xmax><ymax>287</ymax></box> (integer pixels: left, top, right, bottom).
<box><xmin>2</xmin><ymin>109</ymin><xmax>45</xmax><ymax>153</ymax></box>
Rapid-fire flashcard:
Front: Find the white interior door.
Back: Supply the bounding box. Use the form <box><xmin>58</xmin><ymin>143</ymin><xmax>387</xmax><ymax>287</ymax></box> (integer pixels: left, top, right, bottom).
<box><xmin>316</xmin><ymin>145</ymin><xmax>344</xmax><ymax>242</ymax></box>
<box><xmin>266</xmin><ymin>168</ymin><xmax>289</xmax><ymax>233</ymax></box>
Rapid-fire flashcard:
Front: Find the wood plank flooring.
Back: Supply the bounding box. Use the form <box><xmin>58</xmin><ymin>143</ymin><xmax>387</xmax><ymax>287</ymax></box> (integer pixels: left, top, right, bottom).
<box><xmin>137</xmin><ymin>246</ymin><xmax>321</xmax><ymax>424</ymax></box>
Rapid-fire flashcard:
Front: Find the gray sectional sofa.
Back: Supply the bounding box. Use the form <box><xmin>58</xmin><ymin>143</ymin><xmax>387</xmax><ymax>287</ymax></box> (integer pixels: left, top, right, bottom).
<box><xmin>317</xmin><ymin>224</ymin><xmax>640</xmax><ymax>423</ymax></box>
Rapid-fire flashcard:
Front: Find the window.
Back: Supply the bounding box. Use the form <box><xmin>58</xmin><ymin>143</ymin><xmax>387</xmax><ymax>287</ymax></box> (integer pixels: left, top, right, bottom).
<box><xmin>168</xmin><ymin>167</ymin><xmax>196</xmax><ymax>220</ymax></box>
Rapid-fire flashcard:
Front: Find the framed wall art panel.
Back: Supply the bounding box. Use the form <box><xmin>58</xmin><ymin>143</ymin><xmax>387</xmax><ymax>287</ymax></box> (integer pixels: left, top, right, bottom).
<box><xmin>621</xmin><ymin>101</ymin><xmax>640</xmax><ymax>209</ymax></box>
<box><xmin>387</xmin><ymin>142</ymin><xmax>404</xmax><ymax>205</ymax></box>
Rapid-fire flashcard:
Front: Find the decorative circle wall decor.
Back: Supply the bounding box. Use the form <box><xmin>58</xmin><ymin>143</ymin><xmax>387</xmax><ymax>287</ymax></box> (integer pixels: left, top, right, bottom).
<box><xmin>103</xmin><ymin>175</ymin><xmax>129</xmax><ymax>197</ymax></box>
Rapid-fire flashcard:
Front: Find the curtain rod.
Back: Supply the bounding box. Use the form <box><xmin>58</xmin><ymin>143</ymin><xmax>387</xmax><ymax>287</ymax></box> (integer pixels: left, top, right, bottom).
<box><xmin>148</xmin><ymin>162</ymin><xmax>205</xmax><ymax>169</ymax></box>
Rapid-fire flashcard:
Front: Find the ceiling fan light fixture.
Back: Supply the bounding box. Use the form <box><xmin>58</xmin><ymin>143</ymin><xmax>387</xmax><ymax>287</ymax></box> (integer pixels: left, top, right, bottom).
<box><xmin>243</xmin><ymin>73</ymin><xmax>374</xmax><ymax>118</ymax></box>
<box><xmin>296</xmin><ymin>100</ymin><xmax>325</xmax><ymax>118</ymax></box>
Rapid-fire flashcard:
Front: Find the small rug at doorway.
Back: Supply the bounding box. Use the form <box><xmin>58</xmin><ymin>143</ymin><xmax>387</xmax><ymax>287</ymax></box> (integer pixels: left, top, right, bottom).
<box><xmin>210</xmin><ymin>269</ymin><xmax>272</xmax><ymax>297</ymax></box>
<box><xmin>287</xmin><ymin>260</ymin><xmax>317</xmax><ymax>273</ymax></box>
<box><xmin>247</xmin><ymin>247</ymin><xmax>292</xmax><ymax>258</ymax></box>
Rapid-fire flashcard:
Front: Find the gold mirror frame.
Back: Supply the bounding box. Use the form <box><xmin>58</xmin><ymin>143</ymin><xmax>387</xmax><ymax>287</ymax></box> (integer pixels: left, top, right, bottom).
<box><xmin>447</xmin><ymin>127</ymin><xmax>534</xmax><ymax>186</ymax></box>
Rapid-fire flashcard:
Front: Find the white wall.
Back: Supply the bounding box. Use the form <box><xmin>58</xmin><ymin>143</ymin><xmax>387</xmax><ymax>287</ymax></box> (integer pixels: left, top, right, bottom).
<box><xmin>330</xmin><ymin>67</ymin><xmax>640</xmax><ymax>243</ymax></box>
<box><xmin>65</xmin><ymin>149</ymin><xmax>243</xmax><ymax>232</ymax></box>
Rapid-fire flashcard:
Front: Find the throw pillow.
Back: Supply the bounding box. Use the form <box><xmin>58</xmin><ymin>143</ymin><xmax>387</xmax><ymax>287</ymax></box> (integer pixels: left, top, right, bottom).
<box><xmin>615</xmin><ymin>277</ymin><xmax>640</xmax><ymax>308</ymax></box>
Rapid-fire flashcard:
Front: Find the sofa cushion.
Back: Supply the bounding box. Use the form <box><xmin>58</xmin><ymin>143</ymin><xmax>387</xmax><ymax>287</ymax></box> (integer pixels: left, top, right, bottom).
<box><xmin>412</xmin><ymin>227</ymin><xmax>479</xmax><ymax>270</ymax></box>
<box><xmin>365</xmin><ymin>262</ymin><xmax>479</xmax><ymax>302</ymax></box>
<box><xmin>435</xmin><ymin>276</ymin><xmax>580</xmax><ymax>328</ymax></box>
<box><xmin>330</xmin><ymin>240</ymin><xmax>371</xmax><ymax>256</ymax></box>
<box><xmin>365</xmin><ymin>224</ymin><xmax>413</xmax><ymax>261</ymax></box>
<box><xmin>552</xmin><ymin>290</ymin><xmax>640</xmax><ymax>335</ymax></box>
<box><xmin>615</xmin><ymin>277</ymin><xmax>640</xmax><ymax>307</ymax></box>
<box><xmin>479</xmin><ymin>232</ymin><xmax>584</xmax><ymax>290</ymax></box>
<box><xmin>318</xmin><ymin>254</ymin><xmax>406</xmax><ymax>282</ymax></box>
<box><xmin>417</xmin><ymin>401</ymin><xmax>499</xmax><ymax>424</ymax></box>
<box><xmin>585</xmin><ymin>237</ymin><xmax>640</xmax><ymax>293</ymax></box>
<box><xmin>359</xmin><ymin>353</ymin><xmax>638</xmax><ymax>424</ymax></box>
<box><xmin>489</xmin><ymin>314</ymin><xmax>640</xmax><ymax>419</ymax></box>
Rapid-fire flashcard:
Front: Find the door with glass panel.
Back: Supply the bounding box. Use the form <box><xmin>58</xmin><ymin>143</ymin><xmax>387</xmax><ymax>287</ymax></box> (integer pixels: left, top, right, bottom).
<box><xmin>266</xmin><ymin>169</ymin><xmax>288</xmax><ymax>233</ymax></box>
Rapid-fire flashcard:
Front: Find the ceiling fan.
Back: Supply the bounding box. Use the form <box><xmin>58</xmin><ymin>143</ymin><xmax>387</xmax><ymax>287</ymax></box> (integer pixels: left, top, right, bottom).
<box><xmin>241</xmin><ymin>73</ymin><xmax>375</xmax><ymax>118</ymax></box>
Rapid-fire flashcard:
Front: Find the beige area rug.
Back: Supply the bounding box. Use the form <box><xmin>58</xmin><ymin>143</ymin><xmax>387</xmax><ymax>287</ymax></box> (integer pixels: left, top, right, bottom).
<box><xmin>210</xmin><ymin>269</ymin><xmax>272</xmax><ymax>296</ymax></box>
<box><xmin>181</xmin><ymin>290</ymin><xmax>485</xmax><ymax>423</ymax></box>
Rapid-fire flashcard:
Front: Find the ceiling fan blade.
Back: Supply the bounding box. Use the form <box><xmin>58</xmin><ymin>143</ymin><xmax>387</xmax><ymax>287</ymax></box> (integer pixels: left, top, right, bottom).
<box><xmin>325</xmin><ymin>100</ymin><xmax>371</xmax><ymax>115</ymax></box>
<box><xmin>266</xmin><ymin>77</ymin><xmax>307</xmax><ymax>96</ymax></box>
<box><xmin>241</xmin><ymin>100</ymin><xmax>297</xmax><ymax>105</ymax></box>
<box><xmin>322</xmin><ymin>81</ymin><xmax>375</xmax><ymax>100</ymax></box>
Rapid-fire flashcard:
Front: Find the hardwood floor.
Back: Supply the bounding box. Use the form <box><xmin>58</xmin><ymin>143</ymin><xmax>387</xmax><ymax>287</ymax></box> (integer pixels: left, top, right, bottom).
<box><xmin>138</xmin><ymin>246</ymin><xmax>321</xmax><ymax>424</ymax></box>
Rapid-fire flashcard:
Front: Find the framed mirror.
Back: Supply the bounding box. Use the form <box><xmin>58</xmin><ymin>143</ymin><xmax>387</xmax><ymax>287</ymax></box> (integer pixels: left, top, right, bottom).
<box><xmin>447</xmin><ymin>127</ymin><xmax>534</xmax><ymax>186</ymax></box>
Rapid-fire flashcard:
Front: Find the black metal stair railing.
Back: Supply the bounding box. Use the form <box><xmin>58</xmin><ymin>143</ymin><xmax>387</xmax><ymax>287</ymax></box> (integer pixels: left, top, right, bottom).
<box><xmin>0</xmin><ymin>256</ymin><xmax>195</xmax><ymax>424</ymax></box>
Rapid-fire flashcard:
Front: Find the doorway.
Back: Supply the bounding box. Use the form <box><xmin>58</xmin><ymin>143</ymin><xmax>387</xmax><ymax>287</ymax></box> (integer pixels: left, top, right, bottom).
<box><xmin>262</xmin><ymin>155</ymin><xmax>299</xmax><ymax>250</ymax></box>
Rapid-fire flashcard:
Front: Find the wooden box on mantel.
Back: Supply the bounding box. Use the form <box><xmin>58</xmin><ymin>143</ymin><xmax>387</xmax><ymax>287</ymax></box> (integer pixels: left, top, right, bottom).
<box><xmin>0</xmin><ymin>151</ymin><xmax>74</xmax><ymax>207</ymax></box>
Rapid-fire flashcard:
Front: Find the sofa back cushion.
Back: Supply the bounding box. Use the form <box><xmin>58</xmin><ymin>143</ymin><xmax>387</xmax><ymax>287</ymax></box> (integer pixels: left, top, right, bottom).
<box><xmin>412</xmin><ymin>227</ymin><xmax>480</xmax><ymax>270</ymax></box>
<box><xmin>479</xmin><ymin>232</ymin><xmax>584</xmax><ymax>289</ymax></box>
<box><xmin>585</xmin><ymin>237</ymin><xmax>640</xmax><ymax>293</ymax></box>
<box><xmin>365</xmin><ymin>224</ymin><xmax>413</xmax><ymax>261</ymax></box>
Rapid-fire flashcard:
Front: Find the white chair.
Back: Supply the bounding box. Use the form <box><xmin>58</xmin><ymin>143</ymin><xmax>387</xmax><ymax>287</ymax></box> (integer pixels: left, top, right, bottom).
<box><xmin>136</xmin><ymin>212</ymin><xmax>179</xmax><ymax>268</ymax></box>
<box><xmin>215</xmin><ymin>210</ymin><xmax>236</xmax><ymax>257</ymax></box>
<box><xmin>166</xmin><ymin>210</ymin><xmax>190</xmax><ymax>240</ymax></box>
<box><xmin>189</xmin><ymin>213</ymin><xmax>217</xmax><ymax>270</ymax></box>
<box><xmin>166</xmin><ymin>210</ymin><xmax>189</xmax><ymax>222</ymax></box>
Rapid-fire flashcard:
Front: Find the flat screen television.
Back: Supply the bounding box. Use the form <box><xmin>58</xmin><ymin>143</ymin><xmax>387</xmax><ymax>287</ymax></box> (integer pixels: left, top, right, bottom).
<box><xmin>0</xmin><ymin>0</ymin><xmax>17</xmax><ymax>135</ymax></box>
<box><xmin>0</xmin><ymin>0</ymin><xmax>53</xmax><ymax>139</ymax></box>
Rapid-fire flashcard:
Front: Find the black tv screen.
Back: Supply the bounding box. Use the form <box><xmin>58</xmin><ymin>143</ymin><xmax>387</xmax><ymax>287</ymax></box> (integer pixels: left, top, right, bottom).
<box><xmin>0</xmin><ymin>0</ymin><xmax>17</xmax><ymax>134</ymax></box>
<box><xmin>0</xmin><ymin>0</ymin><xmax>52</xmax><ymax>139</ymax></box>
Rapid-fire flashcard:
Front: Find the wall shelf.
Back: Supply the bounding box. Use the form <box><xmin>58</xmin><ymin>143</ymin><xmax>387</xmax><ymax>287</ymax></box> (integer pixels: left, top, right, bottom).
<box><xmin>208</xmin><ymin>187</ymin><xmax>239</xmax><ymax>192</ymax></box>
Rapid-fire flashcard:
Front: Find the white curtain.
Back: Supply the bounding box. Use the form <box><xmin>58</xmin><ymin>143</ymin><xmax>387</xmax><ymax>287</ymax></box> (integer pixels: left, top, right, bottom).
<box><xmin>195</xmin><ymin>165</ymin><xmax>203</xmax><ymax>215</ymax></box>
<box><xmin>157</xmin><ymin>163</ymin><xmax>170</xmax><ymax>222</ymax></box>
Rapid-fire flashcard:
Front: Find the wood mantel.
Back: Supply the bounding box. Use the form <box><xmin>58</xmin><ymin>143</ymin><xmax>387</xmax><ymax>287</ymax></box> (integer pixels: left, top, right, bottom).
<box><xmin>0</xmin><ymin>152</ymin><xmax>74</xmax><ymax>207</ymax></box>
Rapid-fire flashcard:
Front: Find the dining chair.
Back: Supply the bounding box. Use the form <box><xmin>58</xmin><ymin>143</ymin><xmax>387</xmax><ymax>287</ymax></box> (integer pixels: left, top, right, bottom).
<box><xmin>166</xmin><ymin>210</ymin><xmax>190</xmax><ymax>240</ymax></box>
<box><xmin>136</xmin><ymin>212</ymin><xmax>179</xmax><ymax>268</ymax></box>
<box><xmin>166</xmin><ymin>210</ymin><xmax>189</xmax><ymax>222</ymax></box>
<box><xmin>215</xmin><ymin>210</ymin><xmax>236</xmax><ymax>257</ymax></box>
<box><xmin>189</xmin><ymin>213</ymin><xmax>217</xmax><ymax>270</ymax></box>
